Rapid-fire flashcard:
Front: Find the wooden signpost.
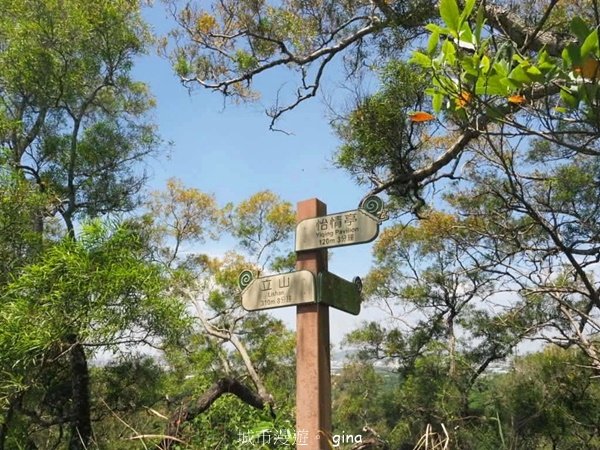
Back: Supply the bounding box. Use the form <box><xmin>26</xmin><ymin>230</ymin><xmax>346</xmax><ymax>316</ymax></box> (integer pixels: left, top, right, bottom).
<box><xmin>238</xmin><ymin>196</ymin><xmax>385</xmax><ymax>449</ymax></box>
<box><xmin>295</xmin><ymin>199</ymin><xmax>330</xmax><ymax>450</ymax></box>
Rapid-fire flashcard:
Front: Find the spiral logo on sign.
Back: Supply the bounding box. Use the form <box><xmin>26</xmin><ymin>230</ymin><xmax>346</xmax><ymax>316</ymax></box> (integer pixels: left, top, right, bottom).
<box><xmin>360</xmin><ymin>195</ymin><xmax>384</xmax><ymax>217</ymax></box>
<box><xmin>238</xmin><ymin>270</ymin><xmax>254</xmax><ymax>290</ymax></box>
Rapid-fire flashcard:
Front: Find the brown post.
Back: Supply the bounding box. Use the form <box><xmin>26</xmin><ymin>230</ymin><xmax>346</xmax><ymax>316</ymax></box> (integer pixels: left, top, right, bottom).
<box><xmin>295</xmin><ymin>199</ymin><xmax>331</xmax><ymax>449</ymax></box>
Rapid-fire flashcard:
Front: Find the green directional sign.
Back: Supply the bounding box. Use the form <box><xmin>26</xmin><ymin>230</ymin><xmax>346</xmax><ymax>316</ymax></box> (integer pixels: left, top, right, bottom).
<box><xmin>317</xmin><ymin>271</ymin><xmax>362</xmax><ymax>315</ymax></box>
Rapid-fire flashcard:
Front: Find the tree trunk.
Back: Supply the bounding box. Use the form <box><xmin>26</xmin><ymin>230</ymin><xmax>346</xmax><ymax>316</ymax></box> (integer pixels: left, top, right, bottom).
<box><xmin>66</xmin><ymin>334</ymin><xmax>92</xmax><ymax>450</ymax></box>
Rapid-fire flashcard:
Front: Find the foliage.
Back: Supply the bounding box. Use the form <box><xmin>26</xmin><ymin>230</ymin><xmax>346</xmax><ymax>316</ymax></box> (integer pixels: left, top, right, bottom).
<box><xmin>411</xmin><ymin>0</ymin><xmax>600</xmax><ymax>121</ymax></box>
<box><xmin>0</xmin><ymin>221</ymin><xmax>186</xmax><ymax>392</ymax></box>
<box><xmin>490</xmin><ymin>346</ymin><xmax>600</xmax><ymax>449</ymax></box>
<box><xmin>1</xmin><ymin>0</ymin><xmax>158</xmax><ymax>229</ymax></box>
<box><xmin>221</xmin><ymin>190</ymin><xmax>296</xmax><ymax>270</ymax></box>
<box><xmin>138</xmin><ymin>182</ymin><xmax>297</xmax><ymax>448</ymax></box>
<box><xmin>4</xmin><ymin>0</ymin><xmax>600</xmax><ymax>448</ymax></box>
<box><xmin>334</xmin><ymin>343</ymin><xmax>600</xmax><ymax>449</ymax></box>
<box><xmin>0</xmin><ymin>167</ymin><xmax>48</xmax><ymax>283</ymax></box>
<box><xmin>0</xmin><ymin>179</ymin><xmax>300</xmax><ymax>448</ymax></box>
<box><xmin>332</xmin><ymin>0</ymin><xmax>600</xmax><ymax>399</ymax></box>
<box><xmin>335</xmin><ymin>61</ymin><xmax>433</xmax><ymax>203</ymax></box>
<box><xmin>0</xmin><ymin>2</ymin><xmax>163</xmax><ymax>446</ymax></box>
<box><xmin>160</xmin><ymin>0</ymin><xmax>436</xmax><ymax>127</ymax></box>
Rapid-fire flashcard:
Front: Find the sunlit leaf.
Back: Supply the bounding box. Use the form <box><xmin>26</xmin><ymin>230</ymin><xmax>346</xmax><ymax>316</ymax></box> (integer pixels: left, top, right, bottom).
<box><xmin>432</xmin><ymin>93</ymin><xmax>444</xmax><ymax>112</ymax></box>
<box><xmin>439</xmin><ymin>0</ymin><xmax>460</xmax><ymax>33</ymax></box>
<box><xmin>581</xmin><ymin>29</ymin><xmax>599</xmax><ymax>58</ymax></box>
<box><xmin>427</xmin><ymin>30</ymin><xmax>440</xmax><ymax>55</ymax></box>
<box><xmin>460</xmin><ymin>0</ymin><xmax>476</xmax><ymax>22</ymax></box>
<box><xmin>411</xmin><ymin>51</ymin><xmax>432</xmax><ymax>67</ymax></box>
<box><xmin>480</xmin><ymin>55</ymin><xmax>490</xmax><ymax>73</ymax></box>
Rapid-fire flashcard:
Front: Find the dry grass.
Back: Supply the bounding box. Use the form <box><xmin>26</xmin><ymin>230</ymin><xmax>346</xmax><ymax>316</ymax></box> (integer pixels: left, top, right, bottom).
<box><xmin>412</xmin><ymin>424</ymin><xmax>450</xmax><ymax>450</ymax></box>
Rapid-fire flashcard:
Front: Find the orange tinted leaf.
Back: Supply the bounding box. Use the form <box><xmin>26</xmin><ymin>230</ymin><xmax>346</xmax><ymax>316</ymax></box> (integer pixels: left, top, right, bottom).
<box><xmin>574</xmin><ymin>57</ymin><xmax>600</xmax><ymax>80</ymax></box>
<box><xmin>507</xmin><ymin>94</ymin><xmax>526</xmax><ymax>104</ymax></box>
<box><xmin>455</xmin><ymin>91</ymin><xmax>472</xmax><ymax>108</ymax></box>
<box><xmin>409</xmin><ymin>111</ymin><xmax>435</xmax><ymax>122</ymax></box>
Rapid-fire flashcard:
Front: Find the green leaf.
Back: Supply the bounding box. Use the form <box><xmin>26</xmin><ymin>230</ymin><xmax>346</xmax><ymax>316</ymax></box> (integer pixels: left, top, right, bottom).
<box><xmin>427</xmin><ymin>30</ymin><xmax>440</xmax><ymax>55</ymax></box>
<box><xmin>537</xmin><ymin>50</ymin><xmax>556</xmax><ymax>73</ymax></box>
<box><xmin>425</xmin><ymin>23</ymin><xmax>447</xmax><ymax>35</ymax></box>
<box><xmin>525</xmin><ymin>65</ymin><xmax>544</xmax><ymax>81</ymax></box>
<box><xmin>501</xmin><ymin>77</ymin><xmax>522</xmax><ymax>90</ymax></box>
<box><xmin>410</xmin><ymin>51</ymin><xmax>432</xmax><ymax>67</ymax></box>
<box><xmin>581</xmin><ymin>29</ymin><xmax>599</xmax><ymax>58</ymax></box>
<box><xmin>508</xmin><ymin>66</ymin><xmax>530</xmax><ymax>84</ymax></box>
<box><xmin>459</xmin><ymin>22</ymin><xmax>474</xmax><ymax>47</ymax></box>
<box><xmin>460</xmin><ymin>55</ymin><xmax>478</xmax><ymax>76</ymax></box>
<box><xmin>562</xmin><ymin>44</ymin><xmax>581</xmax><ymax>67</ymax></box>
<box><xmin>442</xmin><ymin>39</ymin><xmax>456</xmax><ymax>65</ymax></box>
<box><xmin>440</xmin><ymin>0</ymin><xmax>460</xmax><ymax>33</ymax></box>
<box><xmin>175</xmin><ymin>57</ymin><xmax>190</xmax><ymax>77</ymax></box>
<box><xmin>571</xmin><ymin>17</ymin><xmax>591</xmax><ymax>42</ymax></box>
<box><xmin>560</xmin><ymin>88</ymin><xmax>580</xmax><ymax>108</ymax></box>
<box><xmin>480</xmin><ymin>55</ymin><xmax>490</xmax><ymax>74</ymax></box>
<box><xmin>235</xmin><ymin>49</ymin><xmax>258</xmax><ymax>71</ymax></box>
<box><xmin>432</xmin><ymin>92</ymin><xmax>444</xmax><ymax>113</ymax></box>
<box><xmin>493</xmin><ymin>61</ymin><xmax>510</xmax><ymax>77</ymax></box>
<box><xmin>512</xmin><ymin>54</ymin><xmax>525</xmax><ymax>64</ymax></box>
<box><xmin>475</xmin><ymin>75</ymin><xmax>509</xmax><ymax>96</ymax></box>
<box><xmin>460</xmin><ymin>0</ymin><xmax>477</xmax><ymax>22</ymax></box>
<box><xmin>474</xmin><ymin>4</ymin><xmax>485</xmax><ymax>43</ymax></box>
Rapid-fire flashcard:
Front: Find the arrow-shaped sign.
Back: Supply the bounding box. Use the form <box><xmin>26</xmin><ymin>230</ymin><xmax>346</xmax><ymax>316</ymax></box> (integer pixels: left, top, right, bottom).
<box><xmin>317</xmin><ymin>271</ymin><xmax>362</xmax><ymax>315</ymax></box>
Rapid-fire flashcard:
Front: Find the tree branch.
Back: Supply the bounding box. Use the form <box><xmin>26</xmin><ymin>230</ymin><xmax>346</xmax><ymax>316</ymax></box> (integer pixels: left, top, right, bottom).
<box><xmin>484</xmin><ymin>4</ymin><xmax>575</xmax><ymax>57</ymax></box>
<box><xmin>161</xmin><ymin>377</ymin><xmax>268</xmax><ymax>449</ymax></box>
<box><xmin>365</xmin><ymin>128</ymin><xmax>480</xmax><ymax>198</ymax></box>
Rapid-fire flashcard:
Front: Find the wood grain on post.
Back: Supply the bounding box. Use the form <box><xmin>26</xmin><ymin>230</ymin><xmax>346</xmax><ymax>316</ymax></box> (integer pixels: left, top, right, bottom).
<box><xmin>295</xmin><ymin>198</ymin><xmax>331</xmax><ymax>449</ymax></box>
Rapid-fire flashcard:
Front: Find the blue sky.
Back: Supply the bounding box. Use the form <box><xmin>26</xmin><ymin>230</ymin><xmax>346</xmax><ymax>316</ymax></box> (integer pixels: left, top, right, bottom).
<box><xmin>134</xmin><ymin>4</ymin><xmax>387</xmax><ymax>344</ymax></box>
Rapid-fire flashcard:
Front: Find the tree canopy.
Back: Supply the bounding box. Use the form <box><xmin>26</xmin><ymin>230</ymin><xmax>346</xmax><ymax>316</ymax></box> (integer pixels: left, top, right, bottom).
<box><xmin>0</xmin><ymin>1</ymin><xmax>168</xmax><ymax>448</ymax></box>
<box><xmin>2</xmin><ymin>0</ymin><xmax>600</xmax><ymax>449</ymax></box>
<box><xmin>160</xmin><ymin>0</ymin><xmax>600</xmax><ymax>447</ymax></box>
